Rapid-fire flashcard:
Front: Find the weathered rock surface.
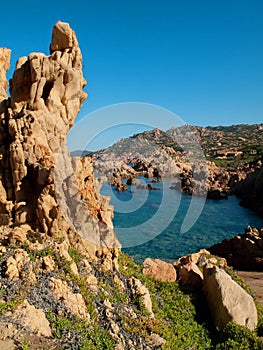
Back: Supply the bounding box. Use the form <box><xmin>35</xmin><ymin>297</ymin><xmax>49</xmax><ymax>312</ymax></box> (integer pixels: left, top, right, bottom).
<box><xmin>5</xmin><ymin>248</ymin><xmax>35</xmax><ymax>281</ymax></box>
<box><xmin>178</xmin><ymin>262</ymin><xmax>203</xmax><ymax>288</ymax></box>
<box><xmin>49</xmin><ymin>277</ymin><xmax>90</xmax><ymax>321</ymax></box>
<box><xmin>174</xmin><ymin>248</ymin><xmax>227</xmax><ymax>268</ymax></box>
<box><xmin>11</xmin><ymin>300</ymin><xmax>52</xmax><ymax>337</ymax></box>
<box><xmin>0</xmin><ymin>321</ymin><xmax>60</xmax><ymax>350</ymax></box>
<box><xmin>142</xmin><ymin>257</ymin><xmax>176</xmax><ymax>282</ymax></box>
<box><xmin>0</xmin><ymin>48</ymin><xmax>11</xmax><ymax>102</ymax></box>
<box><xmin>128</xmin><ymin>277</ymin><xmax>154</xmax><ymax>318</ymax></box>
<box><xmin>0</xmin><ymin>21</ymin><xmax>119</xmax><ymax>260</ymax></box>
<box><xmin>148</xmin><ymin>333</ymin><xmax>166</xmax><ymax>347</ymax></box>
<box><xmin>203</xmin><ymin>264</ymin><xmax>258</xmax><ymax>331</ymax></box>
<box><xmin>232</xmin><ymin>161</ymin><xmax>263</xmax><ymax>217</ymax></box>
<box><xmin>209</xmin><ymin>226</ymin><xmax>263</xmax><ymax>270</ymax></box>
<box><xmin>0</xmin><ymin>238</ymin><xmax>163</xmax><ymax>350</ymax></box>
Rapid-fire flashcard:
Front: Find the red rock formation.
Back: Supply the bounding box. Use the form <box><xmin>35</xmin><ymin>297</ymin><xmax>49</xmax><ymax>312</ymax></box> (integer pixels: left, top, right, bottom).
<box><xmin>209</xmin><ymin>226</ymin><xmax>263</xmax><ymax>270</ymax></box>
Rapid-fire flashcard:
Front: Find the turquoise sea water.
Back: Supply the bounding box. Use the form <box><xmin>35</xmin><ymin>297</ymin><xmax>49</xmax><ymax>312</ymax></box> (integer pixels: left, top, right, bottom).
<box><xmin>100</xmin><ymin>178</ymin><xmax>263</xmax><ymax>263</ymax></box>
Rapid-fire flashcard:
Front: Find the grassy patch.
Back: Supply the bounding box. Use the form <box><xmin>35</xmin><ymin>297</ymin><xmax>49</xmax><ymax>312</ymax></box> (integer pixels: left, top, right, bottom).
<box><xmin>47</xmin><ymin>312</ymin><xmax>115</xmax><ymax>349</ymax></box>
<box><xmin>0</xmin><ymin>299</ymin><xmax>20</xmax><ymax>314</ymax></box>
<box><xmin>118</xmin><ymin>252</ymin><xmax>212</xmax><ymax>349</ymax></box>
<box><xmin>118</xmin><ymin>252</ymin><xmax>263</xmax><ymax>349</ymax></box>
<box><xmin>68</xmin><ymin>246</ymin><xmax>83</xmax><ymax>268</ymax></box>
<box><xmin>215</xmin><ymin>322</ymin><xmax>263</xmax><ymax>349</ymax></box>
<box><xmin>22</xmin><ymin>338</ymin><xmax>30</xmax><ymax>350</ymax></box>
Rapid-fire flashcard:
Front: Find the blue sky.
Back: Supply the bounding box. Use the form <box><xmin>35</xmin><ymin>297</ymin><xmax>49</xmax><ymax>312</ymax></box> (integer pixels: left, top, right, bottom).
<box><xmin>1</xmin><ymin>0</ymin><xmax>263</xmax><ymax>149</ymax></box>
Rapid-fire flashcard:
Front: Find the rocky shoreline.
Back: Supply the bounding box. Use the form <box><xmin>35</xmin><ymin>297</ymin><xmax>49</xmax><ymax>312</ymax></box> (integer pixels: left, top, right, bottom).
<box><xmin>209</xmin><ymin>226</ymin><xmax>263</xmax><ymax>271</ymax></box>
<box><xmin>0</xmin><ymin>21</ymin><xmax>262</xmax><ymax>349</ymax></box>
<box><xmin>92</xmin><ymin>127</ymin><xmax>263</xmax><ymax>210</ymax></box>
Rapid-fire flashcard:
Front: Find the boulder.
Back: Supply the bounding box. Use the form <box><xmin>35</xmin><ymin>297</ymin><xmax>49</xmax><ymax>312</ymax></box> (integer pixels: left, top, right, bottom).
<box><xmin>11</xmin><ymin>300</ymin><xmax>51</xmax><ymax>337</ymax></box>
<box><xmin>175</xmin><ymin>248</ymin><xmax>227</xmax><ymax>269</ymax></box>
<box><xmin>143</xmin><ymin>258</ymin><xmax>176</xmax><ymax>282</ymax></box>
<box><xmin>50</xmin><ymin>21</ymin><xmax>78</xmax><ymax>52</ymax></box>
<box><xmin>178</xmin><ymin>262</ymin><xmax>203</xmax><ymax>288</ymax></box>
<box><xmin>41</xmin><ymin>255</ymin><xmax>55</xmax><ymax>272</ymax></box>
<box><xmin>126</xmin><ymin>177</ymin><xmax>140</xmax><ymax>186</ymax></box>
<box><xmin>148</xmin><ymin>333</ymin><xmax>166</xmax><ymax>347</ymax></box>
<box><xmin>203</xmin><ymin>264</ymin><xmax>258</xmax><ymax>330</ymax></box>
<box><xmin>178</xmin><ymin>249</ymin><xmax>211</xmax><ymax>266</ymax></box>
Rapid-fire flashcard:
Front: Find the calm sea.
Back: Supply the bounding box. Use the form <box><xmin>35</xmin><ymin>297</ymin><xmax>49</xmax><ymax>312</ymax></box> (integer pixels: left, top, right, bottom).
<box><xmin>100</xmin><ymin>178</ymin><xmax>263</xmax><ymax>263</ymax></box>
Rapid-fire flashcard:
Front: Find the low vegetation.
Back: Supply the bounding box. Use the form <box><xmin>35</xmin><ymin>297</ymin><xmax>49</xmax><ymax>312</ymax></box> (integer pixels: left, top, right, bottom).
<box><xmin>0</xmin><ymin>243</ymin><xmax>263</xmax><ymax>349</ymax></box>
<box><xmin>118</xmin><ymin>252</ymin><xmax>263</xmax><ymax>349</ymax></box>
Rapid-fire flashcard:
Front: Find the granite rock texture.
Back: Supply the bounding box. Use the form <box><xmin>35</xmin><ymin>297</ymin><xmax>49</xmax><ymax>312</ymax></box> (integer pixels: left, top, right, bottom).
<box><xmin>0</xmin><ymin>21</ymin><xmax>120</xmax><ymax>260</ymax></box>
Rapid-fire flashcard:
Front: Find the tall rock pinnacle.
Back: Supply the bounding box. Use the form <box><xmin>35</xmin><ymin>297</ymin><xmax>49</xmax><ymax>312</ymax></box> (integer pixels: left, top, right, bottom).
<box><xmin>0</xmin><ymin>48</ymin><xmax>11</xmax><ymax>102</ymax></box>
<box><xmin>0</xmin><ymin>22</ymin><xmax>120</xmax><ymax>261</ymax></box>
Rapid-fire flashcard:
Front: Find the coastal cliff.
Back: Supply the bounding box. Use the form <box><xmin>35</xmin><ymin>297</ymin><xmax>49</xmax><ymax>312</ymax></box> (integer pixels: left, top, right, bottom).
<box><xmin>0</xmin><ymin>22</ymin><xmax>262</xmax><ymax>350</ymax></box>
<box><xmin>231</xmin><ymin>162</ymin><xmax>263</xmax><ymax>217</ymax></box>
<box><xmin>92</xmin><ymin>125</ymin><xmax>263</xmax><ymax>208</ymax></box>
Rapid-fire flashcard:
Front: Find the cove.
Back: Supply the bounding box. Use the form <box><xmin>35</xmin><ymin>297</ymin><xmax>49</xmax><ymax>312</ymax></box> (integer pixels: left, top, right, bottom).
<box><xmin>100</xmin><ymin>178</ymin><xmax>263</xmax><ymax>263</ymax></box>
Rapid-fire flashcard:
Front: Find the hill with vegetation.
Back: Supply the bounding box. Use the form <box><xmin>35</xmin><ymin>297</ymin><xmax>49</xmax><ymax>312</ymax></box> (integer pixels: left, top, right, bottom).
<box><xmin>97</xmin><ymin>123</ymin><xmax>263</xmax><ymax>170</ymax></box>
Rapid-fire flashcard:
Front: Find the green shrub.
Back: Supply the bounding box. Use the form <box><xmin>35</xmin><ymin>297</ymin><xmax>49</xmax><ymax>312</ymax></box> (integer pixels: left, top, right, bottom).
<box><xmin>215</xmin><ymin>322</ymin><xmax>263</xmax><ymax>350</ymax></box>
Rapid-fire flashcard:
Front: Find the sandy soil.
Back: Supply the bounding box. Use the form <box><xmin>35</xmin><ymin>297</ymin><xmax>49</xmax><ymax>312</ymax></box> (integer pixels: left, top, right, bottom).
<box><xmin>237</xmin><ymin>271</ymin><xmax>263</xmax><ymax>307</ymax></box>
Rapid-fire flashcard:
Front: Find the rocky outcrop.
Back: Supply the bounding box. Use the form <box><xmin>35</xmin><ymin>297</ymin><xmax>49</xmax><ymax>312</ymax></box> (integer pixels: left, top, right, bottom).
<box><xmin>178</xmin><ymin>262</ymin><xmax>203</xmax><ymax>288</ymax></box>
<box><xmin>203</xmin><ymin>264</ymin><xmax>258</xmax><ymax>331</ymax></box>
<box><xmin>92</xmin><ymin>125</ymin><xmax>263</xmax><ymax>210</ymax></box>
<box><xmin>231</xmin><ymin>161</ymin><xmax>263</xmax><ymax>216</ymax></box>
<box><xmin>94</xmin><ymin>146</ymin><xmax>232</xmax><ymax>198</ymax></box>
<box><xmin>127</xmin><ymin>277</ymin><xmax>154</xmax><ymax>318</ymax></box>
<box><xmin>49</xmin><ymin>277</ymin><xmax>90</xmax><ymax>321</ymax></box>
<box><xmin>0</xmin><ymin>238</ymin><xmax>160</xmax><ymax>349</ymax></box>
<box><xmin>0</xmin><ymin>21</ymin><xmax>119</xmax><ymax>259</ymax></box>
<box><xmin>142</xmin><ymin>258</ymin><xmax>176</xmax><ymax>282</ymax></box>
<box><xmin>142</xmin><ymin>252</ymin><xmax>259</xmax><ymax>332</ymax></box>
<box><xmin>174</xmin><ymin>248</ymin><xmax>227</xmax><ymax>268</ymax></box>
<box><xmin>143</xmin><ymin>249</ymin><xmax>227</xmax><ymax>288</ymax></box>
<box><xmin>0</xmin><ymin>48</ymin><xmax>11</xmax><ymax>102</ymax></box>
<box><xmin>10</xmin><ymin>300</ymin><xmax>52</xmax><ymax>337</ymax></box>
<box><xmin>5</xmin><ymin>249</ymin><xmax>35</xmax><ymax>281</ymax></box>
<box><xmin>209</xmin><ymin>226</ymin><xmax>263</xmax><ymax>270</ymax></box>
